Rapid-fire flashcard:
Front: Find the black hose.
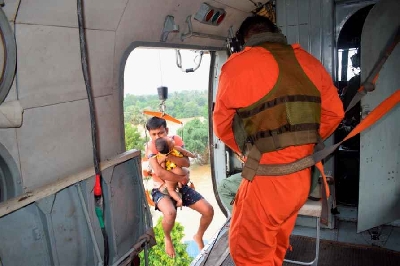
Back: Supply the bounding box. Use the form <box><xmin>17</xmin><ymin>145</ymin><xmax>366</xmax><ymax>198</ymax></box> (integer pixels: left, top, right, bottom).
<box><xmin>76</xmin><ymin>0</ymin><xmax>99</xmax><ymax>173</ymax></box>
<box><xmin>76</xmin><ymin>0</ymin><xmax>109</xmax><ymax>265</ymax></box>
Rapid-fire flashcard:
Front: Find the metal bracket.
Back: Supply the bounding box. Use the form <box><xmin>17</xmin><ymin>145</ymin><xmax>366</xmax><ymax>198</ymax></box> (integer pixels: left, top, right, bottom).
<box><xmin>159</xmin><ymin>100</ymin><xmax>166</xmax><ymax>115</ymax></box>
<box><xmin>160</xmin><ymin>15</ymin><xmax>179</xmax><ymax>42</ymax></box>
<box><xmin>181</xmin><ymin>15</ymin><xmax>227</xmax><ymax>42</ymax></box>
<box><xmin>175</xmin><ymin>50</ymin><xmax>204</xmax><ymax>73</ymax></box>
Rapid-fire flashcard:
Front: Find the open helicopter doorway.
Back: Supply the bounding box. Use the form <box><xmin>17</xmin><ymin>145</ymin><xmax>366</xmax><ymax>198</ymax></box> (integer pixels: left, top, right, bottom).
<box><xmin>122</xmin><ymin>47</ymin><xmax>226</xmax><ymax>260</ymax></box>
<box><xmin>334</xmin><ymin>4</ymin><xmax>374</xmax><ymax>210</ymax></box>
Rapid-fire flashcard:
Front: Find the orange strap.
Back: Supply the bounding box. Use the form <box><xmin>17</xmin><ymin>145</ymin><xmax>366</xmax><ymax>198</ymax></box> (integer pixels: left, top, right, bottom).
<box><xmin>344</xmin><ymin>89</ymin><xmax>400</xmax><ymax>141</ymax></box>
<box><xmin>319</xmin><ymin>89</ymin><xmax>400</xmax><ymax>197</ymax></box>
<box><xmin>238</xmin><ymin>90</ymin><xmax>399</xmax><ymax>198</ymax></box>
<box><xmin>143</xmin><ymin>110</ymin><xmax>183</xmax><ymax>124</ymax></box>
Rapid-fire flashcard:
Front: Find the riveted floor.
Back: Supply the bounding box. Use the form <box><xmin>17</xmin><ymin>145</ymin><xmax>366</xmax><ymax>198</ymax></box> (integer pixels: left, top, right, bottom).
<box><xmin>217</xmin><ymin>235</ymin><xmax>400</xmax><ymax>266</ymax></box>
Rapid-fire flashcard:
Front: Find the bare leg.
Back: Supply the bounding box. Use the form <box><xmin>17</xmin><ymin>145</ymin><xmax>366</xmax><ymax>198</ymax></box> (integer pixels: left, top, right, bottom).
<box><xmin>165</xmin><ymin>181</ymin><xmax>182</xmax><ymax>207</ymax></box>
<box><xmin>167</xmin><ymin>168</ymin><xmax>187</xmax><ymax>207</ymax></box>
<box><xmin>157</xmin><ymin>196</ymin><xmax>177</xmax><ymax>258</ymax></box>
<box><xmin>188</xmin><ymin>198</ymin><xmax>214</xmax><ymax>251</ymax></box>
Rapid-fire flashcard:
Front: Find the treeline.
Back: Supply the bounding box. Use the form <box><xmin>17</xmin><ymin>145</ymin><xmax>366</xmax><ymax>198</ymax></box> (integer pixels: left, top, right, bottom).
<box><xmin>124</xmin><ymin>90</ymin><xmax>208</xmax><ymax>124</ymax></box>
<box><xmin>124</xmin><ymin>90</ymin><xmax>210</xmax><ymax>164</ymax></box>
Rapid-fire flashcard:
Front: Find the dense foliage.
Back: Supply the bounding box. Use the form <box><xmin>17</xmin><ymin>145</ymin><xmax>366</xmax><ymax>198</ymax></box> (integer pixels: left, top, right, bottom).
<box><xmin>124</xmin><ymin>90</ymin><xmax>208</xmax><ymax>121</ymax></box>
<box><xmin>124</xmin><ymin>91</ymin><xmax>210</xmax><ymax>162</ymax></box>
<box><xmin>139</xmin><ymin>218</ymin><xmax>193</xmax><ymax>266</ymax></box>
<box><xmin>124</xmin><ymin>123</ymin><xmax>146</xmax><ymax>153</ymax></box>
<box><xmin>178</xmin><ymin>118</ymin><xmax>209</xmax><ymax>165</ymax></box>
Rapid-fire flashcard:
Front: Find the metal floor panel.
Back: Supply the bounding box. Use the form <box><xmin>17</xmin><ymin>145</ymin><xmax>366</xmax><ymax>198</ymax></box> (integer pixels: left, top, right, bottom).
<box><xmin>284</xmin><ymin>235</ymin><xmax>400</xmax><ymax>266</ymax></box>
<box><xmin>219</xmin><ymin>235</ymin><xmax>400</xmax><ymax>266</ymax></box>
<box><xmin>194</xmin><ymin>216</ymin><xmax>400</xmax><ymax>266</ymax></box>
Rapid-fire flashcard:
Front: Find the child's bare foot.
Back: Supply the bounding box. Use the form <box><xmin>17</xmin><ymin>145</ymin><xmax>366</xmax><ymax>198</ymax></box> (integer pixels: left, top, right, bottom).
<box><xmin>165</xmin><ymin>237</ymin><xmax>176</xmax><ymax>258</ymax></box>
<box><xmin>193</xmin><ymin>233</ymin><xmax>204</xmax><ymax>251</ymax></box>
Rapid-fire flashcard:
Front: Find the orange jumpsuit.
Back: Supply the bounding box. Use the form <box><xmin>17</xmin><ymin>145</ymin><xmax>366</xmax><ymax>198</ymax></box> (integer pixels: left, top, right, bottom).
<box><xmin>213</xmin><ymin>43</ymin><xmax>344</xmax><ymax>265</ymax></box>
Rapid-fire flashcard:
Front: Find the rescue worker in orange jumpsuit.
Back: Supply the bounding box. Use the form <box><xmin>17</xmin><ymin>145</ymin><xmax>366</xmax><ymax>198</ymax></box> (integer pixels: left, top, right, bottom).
<box><xmin>213</xmin><ymin>16</ymin><xmax>344</xmax><ymax>266</ymax></box>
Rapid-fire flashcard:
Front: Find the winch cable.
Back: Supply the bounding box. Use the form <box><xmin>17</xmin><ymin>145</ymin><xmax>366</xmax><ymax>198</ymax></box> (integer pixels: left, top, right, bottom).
<box><xmin>77</xmin><ymin>0</ymin><xmax>109</xmax><ymax>265</ymax></box>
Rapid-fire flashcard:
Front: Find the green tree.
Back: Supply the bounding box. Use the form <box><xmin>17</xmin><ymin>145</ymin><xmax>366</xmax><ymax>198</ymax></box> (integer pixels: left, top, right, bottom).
<box><xmin>201</xmin><ymin>105</ymin><xmax>208</xmax><ymax>119</ymax></box>
<box><xmin>123</xmin><ymin>90</ymin><xmax>208</xmax><ymax>119</ymax></box>
<box><xmin>124</xmin><ymin>105</ymin><xmax>146</xmax><ymax>125</ymax></box>
<box><xmin>183</xmin><ymin>102</ymin><xmax>200</xmax><ymax>118</ymax></box>
<box><xmin>124</xmin><ymin>94</ymin><xmax>138</xmax><ymax>111</ymax></box>
<box><xmin>124</xmin><ymin>123</ymin><xmax>146</xmax><ymax>153</ymax></box>
<box><xmin>139</xmin><ymin>218</ymin><xmax>192</xmax><ymax>266</ymax></box>
<box><xmin>178</xmin><ymin>118</ymin><xmax>209</xmax><ymax>164</ymax></box>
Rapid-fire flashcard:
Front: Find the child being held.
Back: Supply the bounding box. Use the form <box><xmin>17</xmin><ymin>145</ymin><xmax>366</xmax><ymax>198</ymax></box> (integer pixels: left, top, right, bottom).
<box><xmin>154</xmin><ymin>137</ymin><xmax>197</xmax><ymax>207</ymax></box>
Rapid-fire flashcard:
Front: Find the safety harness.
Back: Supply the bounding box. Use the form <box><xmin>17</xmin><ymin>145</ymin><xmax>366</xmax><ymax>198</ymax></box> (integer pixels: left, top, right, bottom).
<box><xmin>233</xmin><ymin>42</ymin><xmax>323</xmax><ymax>181</ymax></box>
<box><xmin>234</xmin><ymin>27</ymin><xmax>400</xmax><ymax>199</ymax></box>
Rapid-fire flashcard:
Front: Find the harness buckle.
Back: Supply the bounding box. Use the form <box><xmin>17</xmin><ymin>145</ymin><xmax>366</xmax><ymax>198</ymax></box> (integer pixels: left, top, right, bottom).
<box><xmin>241</xmin><ymin>145</ymin><xmax>262</xmax><ymax>181</ymax></box>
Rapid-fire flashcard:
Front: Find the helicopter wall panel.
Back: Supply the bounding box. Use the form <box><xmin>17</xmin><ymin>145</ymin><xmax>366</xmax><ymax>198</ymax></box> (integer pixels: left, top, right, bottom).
<box><xmin>358</xmin><ymin>0</ymin><xmax>400</xmax><ymax>232</ymax></box>
<box><xmin>0</xmin><ymin>155</ymin><xmax>148</xmax><ymax>265</ymax></box>
<box><xmin>212</xmin><ymin>0</ymin><xmax>260</xmax><ymax>13</ymax></box>
<box><xmin>2</xmin><ymin>0</ymin><xmax>21</xmax><ymax>22</ymax></box>
<box><xmin>84</xmin><ymin>30</ymin><xmax>116</xmax><ymax>98</ymax></box>
<box><xmin>277</xmin><ymin>0</ymin><xmax>334</xmax><ymax>74</ymax></box>
<box><xmin>43</xmin><ymin>188</ymin><xmax>92</xmax><ymax>266</ymax></box>
<box><xmin>17</xmin><ymin>94</ymin><xmax>121</xmax><ymax>191</ymax></box>
<box><xmin>113</xmin><ymin>0</ymin><xmax>249</xmax><ymax>71</ymax></box>
<box><xmin>308</xmin><ymin>0</ymin><xmax>323</xmax><ymax>62</ymax></box>
<box><xmin>94</xmin><ymin>95</ymin><xmax>125</xmax><ymax>165</ymax></box>
<box><xmin>15</xmin><ymin>24</ymin><xmax>84</xmax><ymax>106</ymax></box>
<box><xmin>285</xmin><ymin>0</ymin><xmax>299</xmax><ymax>26</ymax></box>
<box><xmin>16</xmin><ymin>24</ymin><xmax>115</xmax><ymax>109</ymax></box>
<box><xmin>109</xmin><ymin>160</ymin><xmax>148</xmax><ymax>258</ymax></box>
<box><xmin>297</xmin><ymin>0</ymin><xmax>310</xmax><ymax>25</ymax></box>
<box><xmin>285</xmin><ymin>25</ymin><xmax>298</xmax><ymax>44</ymax></box>
<box><xmin>0</xmin><ymin>205</ymin><xmax>51</xmax><ymax>266</ymax></box>
<box><xmin>17</xmin><ymin>99</ymin><xmax>93</xmax><ymax>190</ymax></box>
<box><xmin>320</xmin><ymin>0</ymin><xmax>334</xmax><ymax>77</ymax></box>
<box><xmin>15</xmin><ymin>0</ymin><xmax>76</xmax><ymax>28</ymax></box>
<box><xmin>15</xmin><ymin>0</ymin><xmax>128</xmax><ymax>31</ymax></box>
<box><xmin>298</xmin><ymin>24</ymin><xmax>310</xmax><ymax>51</ymax></box>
